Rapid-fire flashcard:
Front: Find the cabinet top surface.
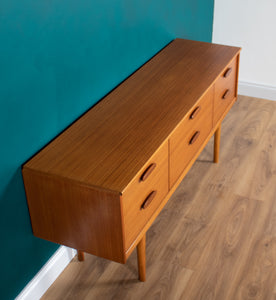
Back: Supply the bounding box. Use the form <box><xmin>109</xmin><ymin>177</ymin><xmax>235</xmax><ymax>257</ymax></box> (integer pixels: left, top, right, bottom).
<box><xmin>24</xmin><ymin>39</ymin><xmax>241</xmax><ymax>193</ymax></box>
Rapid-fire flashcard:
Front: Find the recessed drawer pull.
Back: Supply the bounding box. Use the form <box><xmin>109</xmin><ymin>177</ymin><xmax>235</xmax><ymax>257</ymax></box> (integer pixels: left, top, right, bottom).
<box><xmin>189</xmin><ymin>106</ymin><xmax>201</xmax><ymax>119</ymax></box>
<box><xmin>224</xmin><ymin>67</ymin><xmax>232</xmax><ymax>78</ymax></box>
<box><xmin>140</xmin><ymin>163</ymin><xmax>156</xmax><ymax>181</ymax></box>
<box><xmin>189</xmin><ymin>131</ymin><xmax>200</xmax><ymax>145</ymax></box>
<box><xmin>141</xmin><ymin>191</ymin><xmax>157</xmax><ymax>210</ymax></box>
<box><xmin>222</xmin><ymin>89</ymin><xmax>230</xmax><ymax>99</ymax></box>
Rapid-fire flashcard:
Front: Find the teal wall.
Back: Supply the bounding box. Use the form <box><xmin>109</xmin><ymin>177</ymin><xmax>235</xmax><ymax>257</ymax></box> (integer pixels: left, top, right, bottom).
<box><xmin>0</xmin><ymin>1</ymin><xmax>214</xmax><ymax>299</ymax></box>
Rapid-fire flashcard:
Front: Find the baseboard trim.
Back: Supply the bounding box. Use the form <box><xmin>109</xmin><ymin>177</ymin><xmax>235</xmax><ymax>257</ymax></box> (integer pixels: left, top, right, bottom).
<box><xmin>15</xmin><ymin>246</ymin><xmax>77</xmax><ymax>300</ymax></box>
<box><xmin>238</xmin><ymin>81</ymin><xmax>276</xmax><ymax>101</ymax></box>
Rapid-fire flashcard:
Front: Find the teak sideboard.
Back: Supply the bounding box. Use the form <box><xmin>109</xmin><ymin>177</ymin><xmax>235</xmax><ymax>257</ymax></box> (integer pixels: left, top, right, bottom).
<box><xmin>22</xmin><ymin>39</ymin><xmax>241</xmax><ymax>281</ymax></box>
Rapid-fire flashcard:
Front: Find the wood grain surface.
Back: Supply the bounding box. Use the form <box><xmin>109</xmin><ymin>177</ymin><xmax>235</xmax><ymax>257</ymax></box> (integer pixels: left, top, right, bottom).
<box><xmin>214</xmin><ymin>56</ymin><xmax>238</xmax><ymax>124</ymax></box>
<box><xmin>24</xmin><ymin>39</ymin><xmax>240</xmax><ymax>193</ymax></box>
<box><xmin>122</xmin><ymin>141</ymin><xmax>168</xmax><ymax>250</ymax></box>
<box><xmin>22</xmin><ymin>169</ymin><xmax>125</xmax><ymax>263</ymax></box>
<box><xmin>214</xmin><ymin>124</ymin><xmax>221</xmax><ymax>163</ymax></box>
<box><xmin>42</xmin><ymin>96</ymin><xmax>276</xmax><ymax>300</ymax></box>
<box><xmin>169</xmin><ymin>86</ymin><xmax>213</xmax><ymax>187</ymax></box>
<box><xmin>137</xmin><ymin>235</ymin><xmax>146</xmax><ymax>282</ymax></box>
<box><xmin>22</xmin><ymin>39</ymin><xmax>240</xmax><ymax>273</ymax></box>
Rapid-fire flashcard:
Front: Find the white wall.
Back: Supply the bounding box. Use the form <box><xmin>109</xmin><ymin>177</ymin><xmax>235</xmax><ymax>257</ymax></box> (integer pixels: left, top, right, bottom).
<box><xmin>213</xmin><ymin>0</ymin><xmax>276</xmax><ymax>100</ymax></box>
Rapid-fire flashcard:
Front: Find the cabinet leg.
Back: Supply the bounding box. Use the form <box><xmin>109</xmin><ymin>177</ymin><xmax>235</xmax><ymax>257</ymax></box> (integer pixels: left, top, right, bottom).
<box><xmin>214</xmin><ymin>124</ymin><xmax>221</xmax><ymax>163</ymax></box>
<box><xmin>77</xmin><ymin>250</ymin><xmax>85</xmax><ymax>261</ymax></box>
<box><xmin>137</xmin><ymin>235</ymin><xmax>146</xmax><ymax>282</ymax></box>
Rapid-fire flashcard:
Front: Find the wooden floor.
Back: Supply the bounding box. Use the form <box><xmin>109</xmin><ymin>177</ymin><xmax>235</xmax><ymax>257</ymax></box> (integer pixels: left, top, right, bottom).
<box><xmin>42</xmin><ymin>96</ymin><xmax>276</xmax><ymax>300</ymax></box>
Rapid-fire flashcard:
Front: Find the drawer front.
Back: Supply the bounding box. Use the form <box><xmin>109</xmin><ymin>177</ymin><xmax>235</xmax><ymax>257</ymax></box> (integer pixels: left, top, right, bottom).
<box><xmin>122</xmin><ymin>141</ymin><xmax>168</xmax><ymax>250</ymax></box>
<box><xmin>214</xmin><ymin>57</ymin><xmax>238</xmax><ymax>124</ymax></box>
<box><xmin>169</xmin><ymin>87</ymin><xmax>213</xmax><ymax>188</ymax></box>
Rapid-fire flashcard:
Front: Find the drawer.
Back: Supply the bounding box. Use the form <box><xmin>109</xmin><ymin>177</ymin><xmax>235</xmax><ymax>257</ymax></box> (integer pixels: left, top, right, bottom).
<box><xmin>169</xmin><ymin>87</ymin><xmax>213</xmax><ymax>188</ymax></box>
<box><xmin>122</xmin><ymin>141</ymin><xmax>168</xmax><ymax>250</ymax></box>
<box><xmin>214</xmin><ymin>57</ymin><xmax>238</xmax><ymax>124</ymax></box>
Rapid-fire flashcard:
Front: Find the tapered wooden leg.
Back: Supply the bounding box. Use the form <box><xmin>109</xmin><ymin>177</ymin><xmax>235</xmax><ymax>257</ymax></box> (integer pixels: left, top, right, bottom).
<box><xmin>77</xmin><ymin>250</ymin><xmax>85</xmax><ymax>261</ymax></box>
<box><xmin>214</xmin><ymin>124</ymin><xmax>221</xmax><ymax>163</ymax></box>
<box><xmin>137</xmin><ymin>235</ymin><xmax>146</xmax><ymax>282</ymax></box>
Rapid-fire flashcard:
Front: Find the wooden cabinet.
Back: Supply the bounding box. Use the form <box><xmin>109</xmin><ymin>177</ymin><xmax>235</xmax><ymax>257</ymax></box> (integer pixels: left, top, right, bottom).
<box><xmin>22</xmin><ymin>39</ymin><xmax>241</xmax><ymax>281</ymax></box>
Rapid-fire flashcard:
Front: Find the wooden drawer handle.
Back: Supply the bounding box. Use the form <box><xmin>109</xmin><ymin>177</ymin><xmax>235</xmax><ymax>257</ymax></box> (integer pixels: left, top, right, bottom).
<box><xmin>189</xmin><ymin>106</ymin><xmax>201</xmax><ymax>119</ymax></box>
<box><xmin>189</xmin><ymin>131</ymin><xmax>200</xmax><ymax>145</ymax></box>
<box><xmin>140</xmin><ymin>163</ymin><xmax>156</xmax><ymax>181</ymax></box>
<box><xmin>222</xmin><ymin>89</ymin><xmax>230</xmax><ymax>99</ymax></box>
<box><xmin>224</xmin><ymin>67</ymin><xmax>232</xmax><ymax>78</ymax></box>
<box><xmin>141</xmin><ymin>191</ymin><xmax>157</xmax><ymax>210</ymax></box>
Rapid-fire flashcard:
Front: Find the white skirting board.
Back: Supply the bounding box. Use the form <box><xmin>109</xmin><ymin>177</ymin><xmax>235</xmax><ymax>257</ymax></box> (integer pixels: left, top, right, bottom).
<box><xmin>238</xmin><ymin>81</ymin><xmax>276</xmax><ymax>101</ymax></box>
<box><xmin>15</xmin><ymin>246</ymin><xmax>77</xmax><ymax>300</ymax></box>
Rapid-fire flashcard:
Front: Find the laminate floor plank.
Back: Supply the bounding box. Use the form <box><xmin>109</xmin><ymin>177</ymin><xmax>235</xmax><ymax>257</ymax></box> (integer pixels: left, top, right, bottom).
<box><xmin>82</xmin><ymin>260</ymin><xmax>192</xmax><ymax>300</ymax></box>
<box><xmin>226</xmin><ymin>183</ymin><xmax>276</xmax><ymax>300</ymax></box>
<box><xmin>234</xmin><ymin>107</ymin><xmax>276</xmax><ymax>201</ymax></box>
<box><xmin>42</xmin><ymin>256</ymin><xmax>112</xmax><ymax>299</ymax></box>
<box><xmin>147</xmin><ymin>162</ymin><xmax>217</xmax><ymax>268</ymax></box>
<box><xmin>180</xmin><ymin>195</ymin><xmax>265</xmax><ymax>300</ymax></box>
<box><xmin>163</xmin><ymin>188</ymin><xmax>235</xmax><ymax>270</ymax></box>
<box><xmin>199</xmin><ymin>97</ymin><xmax>276</xmax><ymax>196</ymax></box>
<box><xmin>42</xmin><ymin>96</ymin><xmax>276</xmax><ymax>300</ymax></box>
<box><xmin>228</xmin><ymin>234</ymin><xmax>276</xmax><ymax>300</ymax></box>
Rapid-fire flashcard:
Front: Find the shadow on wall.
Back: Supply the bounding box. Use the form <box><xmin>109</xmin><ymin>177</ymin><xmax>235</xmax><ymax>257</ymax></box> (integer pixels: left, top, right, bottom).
<box><xmin>0</xmin><ymin>168</ymin><xmax>58</xmax><ymax>299</ymax></box>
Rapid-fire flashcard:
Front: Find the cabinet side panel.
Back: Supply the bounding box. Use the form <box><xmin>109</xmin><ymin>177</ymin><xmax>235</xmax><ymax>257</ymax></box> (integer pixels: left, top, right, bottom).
<box><xmin>22</xmin><ymin>168</ymin><xmax>125</xmax><ymax>263</ymax></box>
